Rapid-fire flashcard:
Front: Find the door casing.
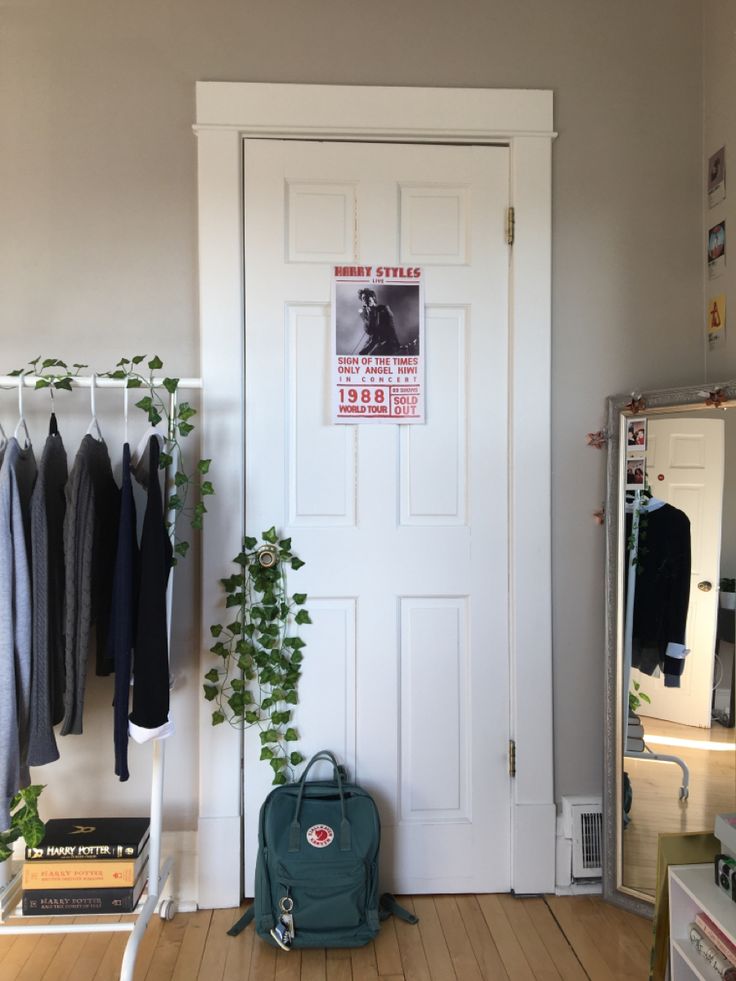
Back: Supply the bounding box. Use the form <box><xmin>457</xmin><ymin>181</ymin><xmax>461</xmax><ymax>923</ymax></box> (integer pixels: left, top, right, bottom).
<box><xmin>194</xmin><ymin>82</ymin><xmax>556</xmax><ymax>908</ymax></box>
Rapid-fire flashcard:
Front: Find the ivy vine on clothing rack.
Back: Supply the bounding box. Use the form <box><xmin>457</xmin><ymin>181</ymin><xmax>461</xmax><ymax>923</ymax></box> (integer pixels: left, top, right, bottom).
<box><xmin>5</xmin><ymin>355</ymin><xmax>212</xmax><ymax>563</ymax></box>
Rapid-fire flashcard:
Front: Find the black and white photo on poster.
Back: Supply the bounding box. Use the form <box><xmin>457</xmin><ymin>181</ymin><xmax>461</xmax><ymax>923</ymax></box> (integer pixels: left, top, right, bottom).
<box><xmin>332</xmin><ymin>266</ymin><xmax>425</xmax><ymax>424</ymax></box>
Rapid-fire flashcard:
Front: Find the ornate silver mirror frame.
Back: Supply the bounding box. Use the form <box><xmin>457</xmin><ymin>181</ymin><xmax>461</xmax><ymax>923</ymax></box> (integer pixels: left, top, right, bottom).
<box><xmin>602</xmin><ymin>380</ymin><xmax>733</xmax><ymax>916</ymax></box>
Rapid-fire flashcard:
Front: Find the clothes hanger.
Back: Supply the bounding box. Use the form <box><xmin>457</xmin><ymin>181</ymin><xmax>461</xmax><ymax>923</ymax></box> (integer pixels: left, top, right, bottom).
<box><xmin>85</xmin><ymin>373</ymin><xmax>104</xmax><ymax>441</ymax></box>
<box><xmin>13</xmin><ymin>376</ymin><xmax>31</xmax><ymax>449</ymax></box>
<box><xmin>48</xmin><ymin>382</ymin><xmax>59</xmax><ymax>436</ymax></box>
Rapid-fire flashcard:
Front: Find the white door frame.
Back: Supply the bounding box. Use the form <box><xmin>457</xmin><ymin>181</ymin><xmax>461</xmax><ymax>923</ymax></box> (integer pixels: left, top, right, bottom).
<box><xmin>194</xmin><ymin>82</ymin><xmax>556</xmax><ymax>908</ymax></box>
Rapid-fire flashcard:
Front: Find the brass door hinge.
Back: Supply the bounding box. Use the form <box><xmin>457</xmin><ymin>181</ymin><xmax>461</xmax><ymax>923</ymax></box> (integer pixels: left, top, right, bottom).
<box><xmin>506</xmin><ymin>206</ymin><xmax>515</xmax><ymax>246</ymax></box>
<box><xmin>509</xmin><ymin>739</ymin><xmax>516</xmax><ymax>778</ymax></box>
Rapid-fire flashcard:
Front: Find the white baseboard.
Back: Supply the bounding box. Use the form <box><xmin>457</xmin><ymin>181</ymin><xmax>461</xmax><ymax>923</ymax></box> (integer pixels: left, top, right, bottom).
<box><xmin>554</xmin><ymin>880</ymin><xmax>602</xmax><ymax>896</ymax></box>
<box><xmin>197</xmin><ymin>815</ymin><xmax>241</xmax><ymax>909</ymax></box>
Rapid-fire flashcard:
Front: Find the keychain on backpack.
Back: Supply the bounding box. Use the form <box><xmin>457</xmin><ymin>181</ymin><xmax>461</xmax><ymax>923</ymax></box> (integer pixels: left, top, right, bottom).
<box><xmin>270</xmin><ymin>896</ymin><xmax>295</xmax><ymax>950</ymax></box>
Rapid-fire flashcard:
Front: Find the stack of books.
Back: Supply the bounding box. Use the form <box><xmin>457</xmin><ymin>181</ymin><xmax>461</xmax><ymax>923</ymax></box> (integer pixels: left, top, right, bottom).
<box><xmin>689</xmin><ymin>913</ymin><xmax>736</xmax><ymax>980</ymax></box>
<box><xmin>22</xmin><ymin>817</ymin><xmax>150</xmax><ymax>915</ymax></box>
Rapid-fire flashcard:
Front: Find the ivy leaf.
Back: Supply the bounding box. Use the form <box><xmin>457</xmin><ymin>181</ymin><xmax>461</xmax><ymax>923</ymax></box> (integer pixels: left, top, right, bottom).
<box><xmin>132</xmin><ymin>354</ymin><xmax>146</xmax><ymax>364</ymax></box>
<box><xmin>210</xmin><ymin>624</ymin><xmax>223</xmax><ymax>637</ymax></box>
<box><xmin>212</xmin><ymin>710</ymin><xmax>225</xmax><ymax>725</ymax></box>
<box><xmin>174</xmin><ymin>471</ymin><xmax>188</xmax><ymax>487</ymax></box>
<box><xmin>285</xmin><ymin>691</ymin><xmax>298</xmax><ymax>705</ymax></box>
<box><xmin>54</xmin><ymin>377</ymin><xmax>73</xmax><ymax>392</ymax></box>
<box><xmin>243</xmin><ymin>536</ymin><xmax>257</xmax><ymax>549</ymax></box>
<box><xmin>259</xmin><ymin>729</ymin><xmax>280</xmax><ymax>745</ymax></box>
<box><xmin>175</xmin><ymin>541</ymin><xmax>190</xmax><ymax>558</ymax></box>
<box><xmin>292</xmin><ymin>593</ymin><xmax>307</xmax><ymax>605</ymax></box>
<box><xmin>148</xmin><ymin>355</ymin><xmax>163</xmax><ymax>371</ymax></box>
<box><xmin>272</xmin><ymin>772</ymin><xmax>287</xmax><ymax>786</ymax></box>
<box><xmin>289</xmin><ymin>752</ymin><xmax>304</xmax><ymax>766</ymax></box>
<box><xmin>203</xmin><ymin>684</ymin><xmax>218</xmax><ymax>701</ymax></box>
<box><xmin>136</xmin><ymin>396</ymin><xmax>153</xmax><ymax>412</ymax></box>
<box><xmin>245</xmin><ymin>710</ymin><xmax>260</xmax><ymax>725</ymax></box>
<box><xmin>159</xmin><ymin>452</ymin><xmax>173</xmax><ymax>469</ymax></box>
<box><xmin>204</xmin><ymin>668</ymin><xmax>219</xmax><ymax>683</ymax></box>
<box><xmin>163</xmin><ymin>377</ymin><xmax>179</xmax><ymax>394</ymax></box>
<box><xmin>279</xmin><ymin>538</ymin><xmax>292</xmax><ymax>551</ymax></box>
<box><xmin>262</xmin><ymin>527</ymin><xmax>278</xmax><ymax>544</ymax></box>
<box><xmin>284</xmin><ymin>728</ymin><xmax>299</xmax><ymax>742</ymax></box>
<box><xmin>126</xmin><ymin>377</ymin><xmax>143</xmax><ymax>388</ymax></box>
<box><xmin>35</xmin><ymin>378</ymin><xmax>50</xmax><ymax>389</ymax></box>
<box><xmin>295</xmin><ymin>609</ymin><xmax>312</xmax><ymax>625</ymax></box>
<box><xmin>290</xmin><ymin>556</ymin><xmax>305</xmax><ymax>571</ymax></box>
<box><xmin>178</xmin><ymin>421</ymin><xmax>194</xmax><ymax>436</ymax></box>
<box><xmin>270</xmin><ymin>757</ymin><xmax>287</xmax><ymax>771</ymax></box>
<box><xmin>167</xmin><ymin>495</ymin><xmax>183</xmax><ymax>511</ymax></box>
<box><xmin>198</xmin><ymin>459</ymin><xmax>211</xmax><ymax>474</ymax></box>
<box><xmin>108</xmin><ymin>369</ymin><xmax>127</xmax><ymax>380</ymax></box>
<box><xmin>201</xmin><ymin>481</ymin><xmax>215</xmax><ymax>496</ymax></box>
<box><xmin>260</xmin><ymin>747</ymin><xmax>274</xmax><ymax>761</ymax></box>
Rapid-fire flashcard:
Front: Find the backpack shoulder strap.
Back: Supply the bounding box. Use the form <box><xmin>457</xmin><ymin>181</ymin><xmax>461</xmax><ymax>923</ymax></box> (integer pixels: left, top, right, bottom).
<box><xmin>227</xmin><ymin>904</ymin><xmax>255</xmax><ymax>937</ymax></box>
<box><xmin>379</xmin><ymin>893</ymin><xmax>419</xmax><ymax>925</ymax></box>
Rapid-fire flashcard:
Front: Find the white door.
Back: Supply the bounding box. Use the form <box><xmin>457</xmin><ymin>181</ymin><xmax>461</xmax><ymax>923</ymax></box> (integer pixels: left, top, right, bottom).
<box><xmin>243</xmin><ymin>138</ymin><xmax>511</xmax><ymax>894</ymax></box>
<box><xmin>635</xmin><ymin>417</ymin><xmax>724</xmax><ymax>728</ymax></box>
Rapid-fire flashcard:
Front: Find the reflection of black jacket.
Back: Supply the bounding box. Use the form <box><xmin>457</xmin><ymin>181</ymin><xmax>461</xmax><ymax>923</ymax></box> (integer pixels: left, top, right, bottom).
<box><xmin>625</xmin><ymin>503</ymin><xmax>691</xmax><ymax>685</ymax></box>
<box><xmin>359</xmin><ymin>304</ymin><xmax>399</xmax><ymax>355</ymax></box>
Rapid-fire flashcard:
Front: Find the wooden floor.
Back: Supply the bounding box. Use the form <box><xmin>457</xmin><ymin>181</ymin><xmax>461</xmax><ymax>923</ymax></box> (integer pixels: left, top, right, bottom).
<box><xmin>623</xmin><ymin>716</ymin><xmax>736</xmax><ymax>897</ymax></box>
<box><xmin>0</xmin><ymin>894</ymin><xmax>653</xmax><ymax>980</ymax></box>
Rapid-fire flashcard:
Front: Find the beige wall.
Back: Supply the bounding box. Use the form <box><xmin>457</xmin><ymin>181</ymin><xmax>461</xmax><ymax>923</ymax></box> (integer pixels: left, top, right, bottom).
<box><xmin>0</xmin><ymin>0</ymin><xmax>703</xmax><ymax>822</ymax></box>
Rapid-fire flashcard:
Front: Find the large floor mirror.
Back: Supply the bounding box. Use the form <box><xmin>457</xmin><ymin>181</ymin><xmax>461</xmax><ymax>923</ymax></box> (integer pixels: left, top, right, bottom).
<box><xmin>603</xmin><ymin>383</ymin><xmax>736</xmax><ymax>915</ymax></box>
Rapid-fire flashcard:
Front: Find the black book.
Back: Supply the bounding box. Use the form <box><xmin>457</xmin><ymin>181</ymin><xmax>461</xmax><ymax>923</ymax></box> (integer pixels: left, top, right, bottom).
<box><xmin>25</xmin><ymin>817</ymin><xmax>150</xmax><ymax>861</ymax></box>
<box><xmin>22</xmin><ymin>862</ymin><xmax>149</xmax><ymax>915</ymax></box>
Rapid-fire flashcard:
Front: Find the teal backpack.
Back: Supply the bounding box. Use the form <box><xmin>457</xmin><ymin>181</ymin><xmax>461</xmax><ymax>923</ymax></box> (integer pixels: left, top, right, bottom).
<box><xmin>228</xmin><ymin>750</ymin><xmax>418</xmax><ymax>949</ymax></box>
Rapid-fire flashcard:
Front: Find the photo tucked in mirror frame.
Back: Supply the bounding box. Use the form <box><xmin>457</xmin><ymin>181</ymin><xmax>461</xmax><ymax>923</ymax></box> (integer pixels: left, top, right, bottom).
<box><xmin>603</xmin><ymin>383</ymin><xmax>736</xmax><ymax>917</ymax></box>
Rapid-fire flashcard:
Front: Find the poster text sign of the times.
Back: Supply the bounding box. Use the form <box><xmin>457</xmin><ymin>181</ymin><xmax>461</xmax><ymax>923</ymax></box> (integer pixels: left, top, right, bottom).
<box><xmin>332</xmin><ymin>265</ymin><xmax>425</xmax><ymax>424</ymax></box>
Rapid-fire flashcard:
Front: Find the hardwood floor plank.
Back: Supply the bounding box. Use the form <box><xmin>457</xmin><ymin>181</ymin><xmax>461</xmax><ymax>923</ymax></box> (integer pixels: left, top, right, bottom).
<box><xmin>221</xmin><ymin>907</ymin><xmax>256</xmax><ymax>981</ymax></box>
<box><xmin>575</xmin><ymin>897</ymin><xmax>648</xmax><ymax>979</ymax></box>
<box><xmin>522</xmin><ymin>900</ymin><xmax>586</xmax><ymax>981</ymax></box>
<box><xmin>595</xmin><ymin>896</ymin><xmax>653</xmax><ymax>957</ymax></box>
<box><xmin>301</xmin><ymin>947</ymin><xmax>327</xmax><ymax>981</ymax></box>
<box><xmin>93</xmin><ymin>926</ymin><xmax>130</xmax><ymax>981</ymax></box>
<box><xmin>453</xmin><ymin>896</ymin><xmax>509</xmax><ymax>981</ymax></box>
<box><xmin>131</xmin><ymin>912</ymin><xmax>165</xmax><ymax>981</ymax></box>
<box><xmin>432</xmin><ymin>896</ymin><xmax>483</xmax><ymax>981</ymax></box>
<box><xmin>248</xmin><ymin>935</ymin><xmax>277</xmax><ymax>980</ymax></box>
<box><xmin>274</xmin><ymin>946</ymin><xmax>301</xmax><ymax>980</ymax></box>
<box><xmin>497</xmin><ymin>896</ymin><xmax>562</xmax><ymax>981</ymax></box>
<box><xmin>326</xmin><ymin>947</ymin><xmax>352</xmax><ymax>981</ymax></box>
<box><xmin>40</xmin><ymin>918</ymin><xmax>89</xmax><ymax>981</ymax></box>
<box><xmin>476</xmin><ymin>895</ymin><xmax>534</xmax><ymax>981</ymax></box>
<box><xmin>351</xmin><ymin>941</ymin><xmax>378</xmax><ymax>980</ymax></box>
<box><xmin>63</xmin><ymin>918</ymin><xmax>122</xmax><ymax>981</ymax></box>
<box><xmin>144</xmin><ymin>910</ymin><xmax>190</xmax><ymax>981</ymax></box>
<box><xmin>411</xmin><ymin>897</ymin><xmax>456</xmax><ymax>981</ymax></box>
<box><xmin>15</xmin><ymin>929</ymin><xmax>65</xmax><ymax>980</ymax></box>
<box><xmin>392</xmin><ymin>898</ymin><xmax>431</xmax><ymax>981</ymax></box>
<box><xmin>0</xmin><ymin>921</ymin><xmax>54</xmax><ymax>980</ymax></box>
<box><xmin>374</xmin><ymin>918</ymin><xmax>402</xmax><ymax>977</ymax></box>
<box><xmin>196</xmin><ymin>908</ymin><xmax>234</xmax><ymax>981</ymax></box>
<box><xmin>545</xmin><ymin>896</ymin><xmax>619</xmax><ymax>981</ymax></box>
<box><xmin>170</xmin><ymin>909</ymin><xmax>212</xmax><ymax>981</ymax></box>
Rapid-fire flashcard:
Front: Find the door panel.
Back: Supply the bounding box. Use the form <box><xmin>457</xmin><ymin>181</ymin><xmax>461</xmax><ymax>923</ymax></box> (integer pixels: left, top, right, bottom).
<box><xmin>243</xmin><ymin>139</ymin><xmax>511</xmax><ymax>893</ymax></box>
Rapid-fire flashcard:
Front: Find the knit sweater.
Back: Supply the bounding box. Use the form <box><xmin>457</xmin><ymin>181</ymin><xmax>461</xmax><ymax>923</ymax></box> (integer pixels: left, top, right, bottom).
<box><xmin>28</xmin><ymin>418</ymin><xmax>68</xmax><ymax>766</ymax></box>
<box><xmin>61</xmin><ymin>435</ymin><xmax>119</xmax><ymax>736</ymax></box>
<box><xmin>0</xmin><ymin>439</ymin><xmax>37</xmax><ymax>829</ymax></box>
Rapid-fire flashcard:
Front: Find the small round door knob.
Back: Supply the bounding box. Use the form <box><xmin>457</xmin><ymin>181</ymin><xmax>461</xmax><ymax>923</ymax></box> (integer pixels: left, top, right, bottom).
<box><xmin>698</xmin><ymin>581</ymin><xmax>713</xmax><ymax>592</ymax></box>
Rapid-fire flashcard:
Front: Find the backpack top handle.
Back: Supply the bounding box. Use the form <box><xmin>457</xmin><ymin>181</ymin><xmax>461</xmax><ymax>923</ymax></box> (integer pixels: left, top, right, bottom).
<box><xmin>288</xmin><ymin>750</ymin><xmax>352</xmax><ymax>852</ymax></box>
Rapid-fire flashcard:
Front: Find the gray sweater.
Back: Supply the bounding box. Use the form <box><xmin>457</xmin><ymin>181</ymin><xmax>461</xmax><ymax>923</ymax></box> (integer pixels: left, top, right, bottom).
<box><xmin>61</xmin><ymin>435</ymin><xmax>119</xmax><ymax>736</ymax></box>
<box><xmin>28</xmin><ymin>425</ymin><xmax>68</xmax><ymax>766</ymax></box>
<box><xmin>0</xmin><ymin>439</ymin><xmax>37</xmax><ymax>830</ymax></box>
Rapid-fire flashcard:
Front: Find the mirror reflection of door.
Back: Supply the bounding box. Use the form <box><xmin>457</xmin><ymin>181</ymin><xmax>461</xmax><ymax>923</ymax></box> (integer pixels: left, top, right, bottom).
<box><xmin>621</xmin><ymin>410</ymin><xmax>736</xmax><ymax>901</ymax></box>
<box><xmin>633</xmin><ymin>416</ymin><xmax>724</xmax><ymax>728</ymax></box>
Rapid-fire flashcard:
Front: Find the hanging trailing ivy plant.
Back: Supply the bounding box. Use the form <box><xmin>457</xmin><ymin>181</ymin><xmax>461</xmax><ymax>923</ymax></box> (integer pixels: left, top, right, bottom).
<box><xmin>6</xmin><ymin>354</ymin><xmax>212</xmax><ymax>563</ymax></box>
<box><xmin>203</xmin><ymin>529</ymin><xmax>310</xmax><ymax>785</ymax></box>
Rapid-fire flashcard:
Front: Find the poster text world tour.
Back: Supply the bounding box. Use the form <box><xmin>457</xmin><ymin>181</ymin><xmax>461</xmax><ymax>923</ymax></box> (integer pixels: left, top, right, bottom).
<box><xmin>334</xmin><ymin>266</ymin><xmax>421</xmax><ymax>279</ymax></box>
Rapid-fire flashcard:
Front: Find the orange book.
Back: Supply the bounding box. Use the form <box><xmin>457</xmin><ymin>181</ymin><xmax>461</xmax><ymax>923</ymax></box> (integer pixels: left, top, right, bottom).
<box><xmin>22</xmin><ymin>847</ymin><xmax>148</xmax><ymax>890</ymax></box>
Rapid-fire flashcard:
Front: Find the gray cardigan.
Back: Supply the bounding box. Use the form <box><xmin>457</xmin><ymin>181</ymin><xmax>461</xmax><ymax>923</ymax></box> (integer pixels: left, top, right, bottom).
<box><xmin>0</xmin><ymin>439</ymin><xmax>37</xmax><ymax>829</ymax></box>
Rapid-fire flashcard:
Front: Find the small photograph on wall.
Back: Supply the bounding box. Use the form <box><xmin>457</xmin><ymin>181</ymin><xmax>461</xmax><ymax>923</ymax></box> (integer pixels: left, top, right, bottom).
<box><xmin>626</xmin><ymin>457</ymin><xmax>646</xmax><ymax>490</ymax></box>
<box><xmin>707</xmin><ymin>294</ymin><xmax>726</xmax><ymax>350</ymax></box>
<box><xmin>708</xmin><ymin>220</ymin><xmax>726</xmax><ymax>279</ymax></box>
<box><xmin>708</xmin><ymin>147</ymin><xmax>726</xmax><ymax>208</ymax></box>
<box><xmin>626</xmin><ymin>417</ymin><xmax>647</xmax><ymax>451</ymax></box>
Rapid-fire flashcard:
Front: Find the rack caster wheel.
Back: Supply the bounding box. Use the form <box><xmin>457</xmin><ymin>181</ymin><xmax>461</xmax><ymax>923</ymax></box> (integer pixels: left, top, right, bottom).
<box><xmin>158</xmin><ymin>899</ymin><xmax>177</xmax><ymax>921</ymax></box>
<box><xmin>679</xmin><ymin>786</ymin><xmax>689</xmax><ymax>801</ymax></box>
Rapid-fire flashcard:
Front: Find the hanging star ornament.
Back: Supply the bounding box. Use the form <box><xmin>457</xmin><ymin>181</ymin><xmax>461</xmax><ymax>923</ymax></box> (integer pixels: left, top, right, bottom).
<box><xmin>625</xmin><ymin>395</ymin><xmax>647</xmax><ymax>414</ymax></box>
<box><xmin>586</xmin><ymin>430</ymin><xmax>608</xmax><ymax>449</ymax></box>
<box><xmin>705</xmin><ymin>388</ymin><xmax>727</xmax><ymax>408</ymax></box>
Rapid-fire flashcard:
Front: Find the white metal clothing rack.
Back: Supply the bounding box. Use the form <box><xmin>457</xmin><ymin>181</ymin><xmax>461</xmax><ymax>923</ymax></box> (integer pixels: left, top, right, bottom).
<box><xmin>0</xmin><ymin>374</ymin><xmax>203</xmax><ymax>981</ymax></box>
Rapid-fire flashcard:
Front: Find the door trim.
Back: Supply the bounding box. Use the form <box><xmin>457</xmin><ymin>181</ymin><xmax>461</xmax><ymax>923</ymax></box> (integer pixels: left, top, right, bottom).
<box><xmin>194</xmin><ymin>82</ymin><xmax>555</xmax><ymax>907</ymax></box>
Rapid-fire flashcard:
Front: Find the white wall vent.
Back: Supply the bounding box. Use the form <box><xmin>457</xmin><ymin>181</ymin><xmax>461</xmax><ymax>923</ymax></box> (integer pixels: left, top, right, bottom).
<box><xmin>561</xmin><ymin>796</ymin><xmax>603</xmax><ymax>880</ymax></box>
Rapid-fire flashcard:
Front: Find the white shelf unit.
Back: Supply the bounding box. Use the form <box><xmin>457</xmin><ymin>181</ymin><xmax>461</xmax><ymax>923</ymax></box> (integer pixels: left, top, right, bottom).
<box><xmin>669</xmin><ymin>863</ymin><xmax>736</xmax><ymax>980</ymax></box>
<box><xmin>0</xmin><ymin>373</ymin><xmax>202</xmax><ymax>981</ymax></box>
